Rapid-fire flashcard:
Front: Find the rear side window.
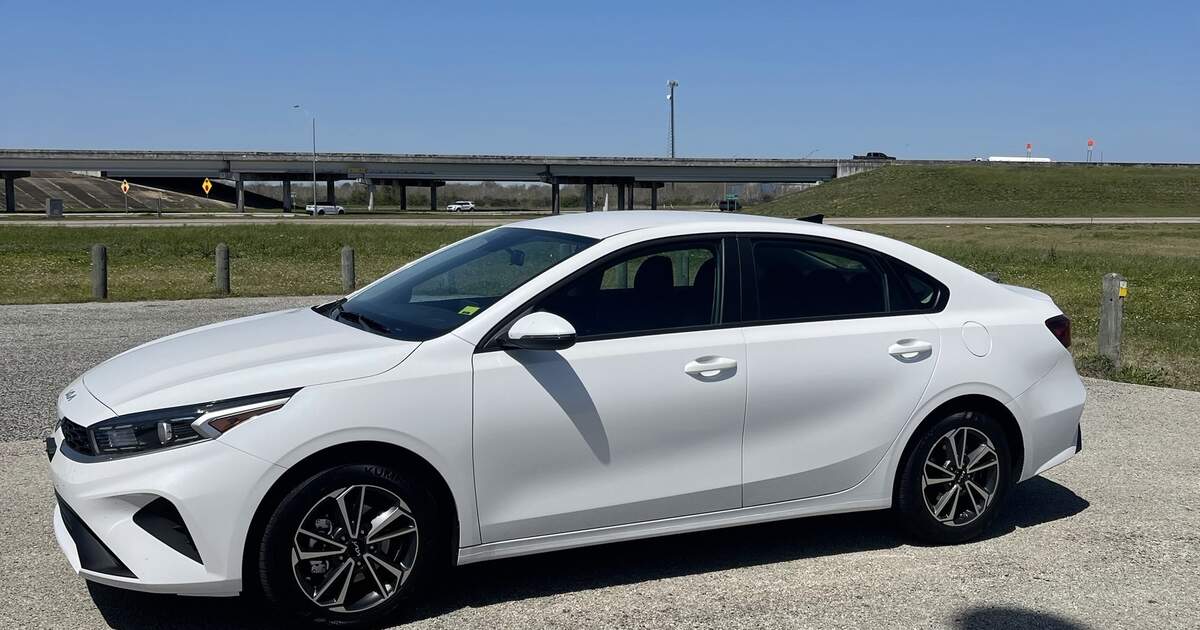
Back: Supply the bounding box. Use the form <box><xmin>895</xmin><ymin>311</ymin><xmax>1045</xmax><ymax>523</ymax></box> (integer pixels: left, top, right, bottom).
<box><xmin>887</xmin><ymin>258</ymin><xmax>947</xmax><ymax>312</ymax></box>
<box><xmin>749</xmin><ymin>239</ymin><xmax>889</xmax><ymax>321</ymax></box>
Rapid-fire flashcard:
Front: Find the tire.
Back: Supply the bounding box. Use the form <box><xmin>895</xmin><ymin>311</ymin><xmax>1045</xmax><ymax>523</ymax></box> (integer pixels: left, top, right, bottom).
<box><xmin>317</xmin><ymin>209</ymin><xmax>325</xmax><ymax>216</ymax></box>
<box><xmin>895</xmin><ymin>410</ymin><xmax>1012</xmax><ymax>544</ymax></box>
<box><xmin>256</xmin><ymin>463</ymin><xmax>449</xmax><ymax>628</ymax></box>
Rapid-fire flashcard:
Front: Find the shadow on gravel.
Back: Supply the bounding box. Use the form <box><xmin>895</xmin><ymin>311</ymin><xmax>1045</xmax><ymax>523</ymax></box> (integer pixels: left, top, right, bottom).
<box><xmin>88</xmin><ymin>477</ymin><xmax>1087</xmax><ymax>629</ymax></box>
<box><xmin>954</xmin><ymin>605</ymin><xmax>1091</xmax><ymax>629</ymax></box>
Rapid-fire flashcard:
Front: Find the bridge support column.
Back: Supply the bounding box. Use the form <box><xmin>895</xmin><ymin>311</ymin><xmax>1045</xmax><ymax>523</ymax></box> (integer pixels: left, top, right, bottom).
<box><xmin>399</xmin><ymin>185</ymin><xmax>407</xmax><ymax>211</ymax></box>
<box><xmin>627</xmin><ymin>184</ymin><xmax>635</xmax><ymax>210</ymax></box>
<box><xmin>617</xmin><ymin>184</ymin><xmax>626</xmax><ymax>210</ymax></box>
<box><xmin>650</xmin><ymin>185</ymin><xmax>658</xmax><ymax>210</ymax></box>
<box><xmin>367</xmin><ymin>180</ymin><xmax>376</xmax><ymax>212</ymax></box>
<box><xmin>550</xmin><ymin>182</ymin><xmax>560</xmax><ymax>215</ymax></box>
<box><xmin>282</xmin><ymin>180</ymin><xmax>293</xmax><ymax>211</ymax></box>
<box><xmin>430</xmin><ymin>185</ymin><xmax>437</xmax><ymax>212</ymax></box>
<box><xmin>326</xmin><ymin>180</ymin><xmax>336</xmax><ymax>205</ymax></box>
<box><xmin>584</xmin><ymin>183</ymin><xmax>594</xmax><ymax>212</ymax></box>
<box><xmin>3</xmin><ymin>175</ymin><xmax>14</xmax><ymax>213</ymax></box>
<box><xmin>235</xmin><ymin>176</ymin><xmax>245</xmax><ymax>213</ymax></box>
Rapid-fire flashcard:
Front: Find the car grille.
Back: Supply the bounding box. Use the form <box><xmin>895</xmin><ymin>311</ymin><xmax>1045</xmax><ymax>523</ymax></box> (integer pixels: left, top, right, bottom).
<box><xmin>59</xmin><ymin>417</ymin><xmax>94</xmax><ymax>456</ymax></box>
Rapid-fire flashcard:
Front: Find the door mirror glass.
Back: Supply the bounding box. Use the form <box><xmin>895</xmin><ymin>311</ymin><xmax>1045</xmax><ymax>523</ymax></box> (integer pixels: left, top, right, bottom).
<box><xmin>505</xmin><ymin>312</ymin><xmax>577</xmax><ymax>351</ymax></box>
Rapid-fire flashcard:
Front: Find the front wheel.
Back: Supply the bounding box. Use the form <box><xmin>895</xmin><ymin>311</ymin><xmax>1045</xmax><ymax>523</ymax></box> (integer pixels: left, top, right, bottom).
<box><xmin>895</xmin><ymin>411</ymin><xmax>1012</xmax><ymax>544</ymax></box>
<box><xmin>256</xmin><ymin>464</ymin><xmax>447</xmax><ymax>627</ymax></box>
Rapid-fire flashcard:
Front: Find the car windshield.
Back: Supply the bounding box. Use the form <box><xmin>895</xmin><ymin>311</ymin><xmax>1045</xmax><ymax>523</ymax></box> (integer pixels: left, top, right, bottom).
<box><xmin>321</xmin><ymin>227</ymin><xmax>597</xmax><ymax>341</ymax></box>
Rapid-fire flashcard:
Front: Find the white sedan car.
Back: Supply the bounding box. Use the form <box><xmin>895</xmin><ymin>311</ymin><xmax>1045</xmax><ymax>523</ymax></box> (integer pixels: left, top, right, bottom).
<box><xmin>47</xmin><ymin>211</ymin><xmax>1084</xmax><ymax>627</ymax></box>
<box><xmin>304</xmin><ymin>203</ymin><xmax>346</xmax><ymax>216</ymax></box>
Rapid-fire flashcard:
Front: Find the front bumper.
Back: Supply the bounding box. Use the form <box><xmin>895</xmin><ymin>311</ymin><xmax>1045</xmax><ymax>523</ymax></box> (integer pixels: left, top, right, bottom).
<box><xmin>49</xmin><ymin>430</ymin><xmax>285</xmax><ymax>596</ymax></box>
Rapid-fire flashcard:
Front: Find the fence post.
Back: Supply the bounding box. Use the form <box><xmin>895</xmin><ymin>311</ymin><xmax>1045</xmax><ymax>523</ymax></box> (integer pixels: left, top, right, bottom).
<box><xmin>91</xmin><ymin>244</ymin><xmax>107</xmax><ymax>299</ymax></box>
<box><xmin>1099</xmin><ymin>273</ymin><xmax>1126</xmax><ymax>367</ymax></box>
<box><xmin>215</xmin><ymin>243</ymin><xmax>230</xmax><ymax>294</ymax></box>
<box><xmin>341</xmin><ymin>246</ymin><xmax>356</xmax><ymax>292</ymax></box>
<box><xmin>983</xmin><ymin>272</ymin><xmax>1001</xmax><ymax>283</ymax></box>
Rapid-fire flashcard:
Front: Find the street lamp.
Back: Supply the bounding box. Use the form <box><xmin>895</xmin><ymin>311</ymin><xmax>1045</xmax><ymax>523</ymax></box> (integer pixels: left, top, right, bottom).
<box><xmin>666</xmin><ymin>80</ymin><xmax>678</xmax><ymax>158</ymax></box>
<box><xmin>291</xmin><ymin>105</ymin><xmax>317</xmax><ymax>210</ymax></box>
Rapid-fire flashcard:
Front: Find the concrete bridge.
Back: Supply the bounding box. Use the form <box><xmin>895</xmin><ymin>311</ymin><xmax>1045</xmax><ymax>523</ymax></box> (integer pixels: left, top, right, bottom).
<box><xmin>0</xmin><ymin>149</ymin><xmax>880</xmax><ymax>213</ymax></box>
<box><xmin>2</xmin><ymin>149</ymin><xmax>1196</xmax><ymax>213</ymax></box>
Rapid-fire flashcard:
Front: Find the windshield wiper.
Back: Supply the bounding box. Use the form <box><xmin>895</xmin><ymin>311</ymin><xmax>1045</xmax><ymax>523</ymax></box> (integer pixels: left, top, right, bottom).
<box><xmin>337</xmin><ymin>309</ymin><xmax>393</xmax><ymax>336</ymax></box>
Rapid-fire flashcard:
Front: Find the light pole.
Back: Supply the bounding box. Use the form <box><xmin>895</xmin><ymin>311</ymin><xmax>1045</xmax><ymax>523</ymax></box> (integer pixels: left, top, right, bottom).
<box><xmin>666</xmin><ymin>80</ymin><xmax>678</xmax><ymax>158</ymax></box>
<box><xmin>292</xmin><ymin>105</ymin><xmax>317</xmax><ymax>209</ymax></box>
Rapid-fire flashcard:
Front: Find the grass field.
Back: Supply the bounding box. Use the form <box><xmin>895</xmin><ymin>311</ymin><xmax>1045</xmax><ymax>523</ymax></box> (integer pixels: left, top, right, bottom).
<box><xmin>0</xmin><ymin>225</ymin><xmax>483</xmax><ymax>303</ymax></box>
<box><xmin>1</xmin><ymin>223</ymin><xmax>1197</xmax><ymax>390</ymax></box>
<box><xmin>752</xmin><ymin>165</ymin><xmax>1200</xmax><ymax>217</ymax></box>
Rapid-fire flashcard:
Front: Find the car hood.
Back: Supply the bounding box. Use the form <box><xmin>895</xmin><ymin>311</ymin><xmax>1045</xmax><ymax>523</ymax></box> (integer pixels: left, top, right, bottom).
<box><xmin>81</xmin><ymin>307</ymin><xmax>418</xmax><ymax>417</ymax></box>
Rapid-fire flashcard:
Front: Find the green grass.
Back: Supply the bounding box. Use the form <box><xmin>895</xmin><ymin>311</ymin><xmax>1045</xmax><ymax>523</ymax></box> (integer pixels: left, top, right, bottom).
<box><xmin>752</xmin><ymin>165</ymin><xmax>1200</xmax><ymax>217</ymax></box>
<box><xmin>0</xmin><ymin>225</ymin><xmax>486</xmax><ymax>303</ymax></box>
<box><xmin>1</xmin><ymin>223</ymin><xmax>1197</xmax><ymax>390</ymax></box>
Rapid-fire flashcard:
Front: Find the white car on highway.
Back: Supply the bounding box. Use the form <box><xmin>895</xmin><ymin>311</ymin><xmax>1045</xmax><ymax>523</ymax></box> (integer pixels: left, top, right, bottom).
<box><xmin>47</xmin><ymin>211</ymin><xmax>1085</xmax><ymax>627</ymax></box>
<box><xmin>305</xmin><ymin>203</ymin><xmax>346</xmax><ymax>215</ymax></box>
<box><xmin>446</xmin><ymin>200</ymin><xmax>476</xmax><ymax>212</ymax></box>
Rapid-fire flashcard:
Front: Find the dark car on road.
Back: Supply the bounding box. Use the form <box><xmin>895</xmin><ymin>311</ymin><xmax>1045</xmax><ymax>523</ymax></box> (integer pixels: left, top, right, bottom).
<box><xmin>852</xmin><ymin>152</ymin><xmax>896</xmax><ymax>160</ymax></box>
<box><xmin>717</xmin><ymin>199</ymin><xmax>742</xmax><ymax>212</ymax></box>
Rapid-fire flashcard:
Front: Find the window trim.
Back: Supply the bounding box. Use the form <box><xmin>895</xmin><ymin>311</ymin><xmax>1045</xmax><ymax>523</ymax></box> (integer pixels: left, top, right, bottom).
<box><xmin>737</xmin><ymin>233</ymin><xmax>949</xmax><ymax>327</ymax></box>
<box><xmin>477</xmin><ymin>234</ymin><xmax>739</xmax><ymax>352</ymax></box>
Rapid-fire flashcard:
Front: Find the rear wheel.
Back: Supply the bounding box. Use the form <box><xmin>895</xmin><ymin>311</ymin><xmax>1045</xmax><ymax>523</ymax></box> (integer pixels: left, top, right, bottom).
<box><xmin>257</xmin><ymin>464</ymin><xmax>447</xmax><ymax>627</ymax></box>
<box><xmin>895</xmin><ymin>411</ymin><xmax>1011</xmax><ymax>543</ymax></box>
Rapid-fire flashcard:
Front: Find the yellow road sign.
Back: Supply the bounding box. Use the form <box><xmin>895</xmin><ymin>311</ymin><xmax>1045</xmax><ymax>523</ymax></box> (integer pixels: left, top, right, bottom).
<box><xmin>201</xmin><ymin>178</ymin><xmax>213</xmax><ymax>195</ymax></box>
<box><xmin>120</xmin><ymin>180</ymin><xmax>130</xmax><ymax>194</ymax></box>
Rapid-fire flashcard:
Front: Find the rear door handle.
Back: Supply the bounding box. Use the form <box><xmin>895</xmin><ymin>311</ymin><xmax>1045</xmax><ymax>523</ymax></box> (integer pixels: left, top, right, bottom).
<box><xmin>684</xmin><ymin>356</ymin><xmax>738</xmax><ymax>377</ymax></box>
<box><xmin>888</xmin><ymin>339</ymin><xmax>933</xmax><ymax>363</ymax></box>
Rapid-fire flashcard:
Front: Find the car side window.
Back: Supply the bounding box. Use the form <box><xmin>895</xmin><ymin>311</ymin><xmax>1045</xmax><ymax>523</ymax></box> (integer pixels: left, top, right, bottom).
<box><xmin>749</xmin><ymin>239</ymin><xmax>889</xmax><ymax>321</ymax></box>
<box><xmin>887</xmin><ymin>258</ymin><xmax>946</xmax><ymax>312</ymax></box>
<box><xmin>536</xmin><ymin>240</ymin><xmax>722</xmax><ymax>339</ymax></box>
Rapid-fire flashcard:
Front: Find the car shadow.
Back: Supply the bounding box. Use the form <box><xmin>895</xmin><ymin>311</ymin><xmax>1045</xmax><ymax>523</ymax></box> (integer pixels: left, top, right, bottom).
<box><xmin>953</xmin><ymin>605</ymin><xmax>1092</xmax><ymax>629</ymax></box>
<box><xmin>88</xmin><ymin>477</ymin><xmax>1088</xmax><ymax>629</ymax></box>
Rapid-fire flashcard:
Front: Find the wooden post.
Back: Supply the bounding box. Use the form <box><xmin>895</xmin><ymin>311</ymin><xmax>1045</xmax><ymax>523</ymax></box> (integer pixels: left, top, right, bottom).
<box><xmin>341</xmin><ymin>246</ymin><xmax>356</xmax><ymax>292</ymax></box>
<box><xmin>1099</xmin><ymin>273</ymin><xmax>1125</xmax><ymax>367</ymax></box>
<box><xmin>90</xmin><ymin>244</ymin><xmax>107</xmax><ymax>300</ymax></box>
<box><xmin>216</xmin><ymin>243</ymin><xmax>230</xmax><ymax>294</ymax></box>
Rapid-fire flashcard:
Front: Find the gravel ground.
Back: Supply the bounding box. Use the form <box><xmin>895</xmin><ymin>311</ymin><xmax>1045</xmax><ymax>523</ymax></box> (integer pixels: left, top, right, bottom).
<box><xmin>0</xmin><ymin>297</ymin><xmax>1197</xmax><ymax>629</ymax></box>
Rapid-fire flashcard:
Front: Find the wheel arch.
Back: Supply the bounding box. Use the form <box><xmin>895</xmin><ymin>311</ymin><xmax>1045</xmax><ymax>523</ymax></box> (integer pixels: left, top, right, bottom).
<box><xmin>240</xmin><ymin>440</ymin><xmax>459</xmax><ymax>592</ymax></box>
<box><xmin>891</xmin><ymin>393</ymin><xmax>1024</xmax><ymax>503</ymax></box>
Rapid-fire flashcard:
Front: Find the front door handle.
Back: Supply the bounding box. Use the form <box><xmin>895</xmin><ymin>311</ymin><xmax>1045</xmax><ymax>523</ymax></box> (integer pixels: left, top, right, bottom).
<box><xmin>684</xmin><ymin>356</ymin><xmax>738</xmax><ymax>377</ymax></box>
<box><xmin>888</xmin><ymin>339</ymin><xmax>933</xmax><ymax>363</ymax></box>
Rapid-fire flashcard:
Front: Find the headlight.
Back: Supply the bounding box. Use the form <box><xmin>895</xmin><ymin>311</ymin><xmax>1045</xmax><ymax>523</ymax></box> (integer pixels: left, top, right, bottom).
<box><xmin>76</xmin><ymin>389</ymin><xmax>299</xmax><ymax>458</ymax></box>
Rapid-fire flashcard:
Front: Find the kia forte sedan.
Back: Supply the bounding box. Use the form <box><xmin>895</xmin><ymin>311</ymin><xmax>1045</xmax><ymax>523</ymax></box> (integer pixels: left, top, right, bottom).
<box><xmin>47</xmin><ymin>211</ymin><xmax>1084</xmax><ymax>627</ymax></box>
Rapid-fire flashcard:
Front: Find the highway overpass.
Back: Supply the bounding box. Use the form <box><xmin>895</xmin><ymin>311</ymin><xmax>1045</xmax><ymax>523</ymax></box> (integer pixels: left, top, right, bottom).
<box><xmin>0</xmin><ymin>150</ymin><xmax>887</xmax><ymax>213</ymax></box>
<box><xmin>2</xmin><ymin>149</ymin><xmax>1196</xmax><ymax>213</ymax></box>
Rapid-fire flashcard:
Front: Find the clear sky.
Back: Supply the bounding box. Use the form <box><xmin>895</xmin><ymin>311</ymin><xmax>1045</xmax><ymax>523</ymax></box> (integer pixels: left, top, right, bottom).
<box><xmin>3</xmin><ymin>1</ymin><xmax>1197</xmax><ymax>162</ymax></box>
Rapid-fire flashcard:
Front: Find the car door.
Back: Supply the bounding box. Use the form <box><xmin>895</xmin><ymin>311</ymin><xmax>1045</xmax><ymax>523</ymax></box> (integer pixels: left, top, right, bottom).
<box><xmin>738</xmin><ymin>236</ymin><xmax>942</xmax><ymax>506</ymax></box>
<box><xmin>471</xmin><ymin>236</ymin><xmax>747</xmax><ymax>543</ymax></box>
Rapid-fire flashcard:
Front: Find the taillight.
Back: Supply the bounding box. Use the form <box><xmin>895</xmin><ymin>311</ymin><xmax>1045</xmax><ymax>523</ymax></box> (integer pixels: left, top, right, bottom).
<box><xmin>1045</xmin><ymin>315</ymin><xmax>1071</xmax><ymax>349</ymax></box>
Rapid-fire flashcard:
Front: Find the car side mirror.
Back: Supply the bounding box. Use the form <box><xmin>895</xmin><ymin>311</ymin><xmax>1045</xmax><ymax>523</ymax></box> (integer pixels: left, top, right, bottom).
<box><xmin>504</xmin><ymin>312</ymin><xmax>576</xmax><ymax>351</ymax></box>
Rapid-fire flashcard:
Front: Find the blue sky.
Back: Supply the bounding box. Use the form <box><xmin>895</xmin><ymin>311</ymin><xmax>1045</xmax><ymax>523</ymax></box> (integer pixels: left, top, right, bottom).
<box><xmin>3</xmin><ymin>1</ymin><xmax>1197</xmax><ymax>161</ymax></box>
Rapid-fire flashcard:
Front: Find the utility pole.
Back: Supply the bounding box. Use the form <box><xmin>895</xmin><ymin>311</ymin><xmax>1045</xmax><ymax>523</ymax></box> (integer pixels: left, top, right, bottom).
<box><xmin>667</xmin><ymin>80</ymin><xmax>678</xmax><ymax>158</ymax></box>
<box><xmin>293</xmin><ymin>105</ymin><xmax>318</xmax><ymax>210</ymax></box>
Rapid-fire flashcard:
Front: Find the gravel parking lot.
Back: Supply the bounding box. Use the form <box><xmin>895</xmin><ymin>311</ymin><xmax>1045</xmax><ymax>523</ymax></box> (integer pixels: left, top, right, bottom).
<box><xmin>1</xmin><ymin>297</ymin><xmax>1197</xmax><ymax>629</ymax></box>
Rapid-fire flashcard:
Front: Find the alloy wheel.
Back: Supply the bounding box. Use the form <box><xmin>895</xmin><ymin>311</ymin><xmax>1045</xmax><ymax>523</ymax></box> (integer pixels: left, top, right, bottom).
<box><xmin>921</xmin><ymin>426</ymin><xmax>1000</xmax><ymax>527</ymax></box>
<box><xmin>291</xmin><ymin>484</ymin><xmax>419</xmax><ymax>613</ymax></box>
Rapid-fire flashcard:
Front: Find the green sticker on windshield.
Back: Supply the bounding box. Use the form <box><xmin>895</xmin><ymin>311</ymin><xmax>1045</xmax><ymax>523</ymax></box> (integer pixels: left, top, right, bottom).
<box><xmin>458</xmin><ymin>305</ymin><xmax>480</xmax><ymax>316</ymax></box>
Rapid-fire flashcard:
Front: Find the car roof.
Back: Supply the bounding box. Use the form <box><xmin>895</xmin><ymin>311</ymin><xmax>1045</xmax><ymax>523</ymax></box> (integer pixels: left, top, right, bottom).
<box><xmin>511</xmin><ymin>210</ymin><xmax>816</xmax><ymax>240</ymax></box>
